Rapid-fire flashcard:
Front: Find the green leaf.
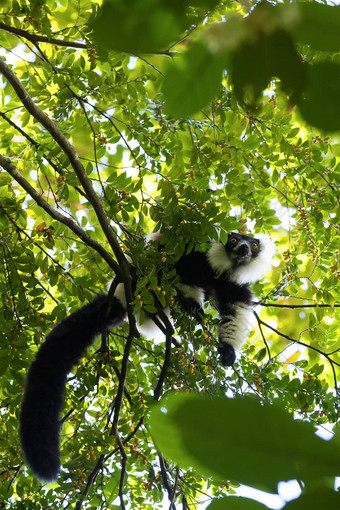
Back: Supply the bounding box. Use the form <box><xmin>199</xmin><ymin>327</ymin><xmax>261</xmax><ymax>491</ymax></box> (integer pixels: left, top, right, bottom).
<box><xmin>163</xmin><ymin>42</ymin><xmax>225</xmax><ymax>118</ymax></box>
<box><xmin>298</xmin><ymin>63</ymin><xmax>340</xmax><ymax>131</ymax></box>
<box><xmin>292</xmin><ymin>3</ymin><xmax>340</xmax><ymax>52</ymax></box>
<box><xmin>91</xmin><ymin>0</ymin><xmax>222</xmax><ymax>55</ymax></box>
<box><xmin>256</xmin><ymin>347</ymin><xmax>267</xmax><ymax>362</ymax></box>
<box><xmin>91</xmin><ymin>0</ymin><xmax>179</xmax><ymax>53</ymax></box>
<box><xmin>285</xmin><ymin>489</ymin><xmax>340</xmax><ymax>510</ymax></box>
<box><xmin>207</xmin><ymin>497</ymin><xmax>269</xmax><ymax>509</ymax></box>
<box><xmin>148</xmin><ymin>393</ymin><xmax>340</xmax><ymax>490</ymax></box>
<box><xmin>231</xmin><ymin>28</ymin><xmax>305</xmax><ymax>107</ymax></box>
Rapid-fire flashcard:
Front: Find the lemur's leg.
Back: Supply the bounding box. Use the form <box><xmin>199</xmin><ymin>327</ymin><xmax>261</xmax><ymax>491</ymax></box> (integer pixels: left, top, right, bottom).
<box><xmin>217</xmin><ymin>303</ymin><xmax>254</xmax><ymax>366</ymax></box>
<box><xmin>175</xmin><ymin>283</ymin><xmax>205</xmax><ymax>321</ymax></box>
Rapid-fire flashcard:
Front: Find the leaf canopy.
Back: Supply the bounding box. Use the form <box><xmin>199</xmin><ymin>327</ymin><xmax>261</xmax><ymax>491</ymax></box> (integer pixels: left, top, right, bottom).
<box><xmin>0</xmin><ymin>0</ymin><xmax>339</xmax><ymax>508</ymax></box>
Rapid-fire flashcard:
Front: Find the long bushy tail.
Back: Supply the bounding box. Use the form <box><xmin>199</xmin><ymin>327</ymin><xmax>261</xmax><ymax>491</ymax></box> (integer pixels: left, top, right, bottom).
<box><xmin>19</xmin><ymin>293</ymin><xmax>126</xmax><ymax>482</ymax></box>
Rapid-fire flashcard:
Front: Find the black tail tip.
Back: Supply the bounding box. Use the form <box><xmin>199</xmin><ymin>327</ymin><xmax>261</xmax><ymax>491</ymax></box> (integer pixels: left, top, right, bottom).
<box><xmin>23</xmin><ymin>454</ymin><xmax>61</xmax><ymax>483</ymax></box>
<box><xmin>30</xmin><ymin>463</ymin><xmax>60</xmax><ymax>483</ymax></box>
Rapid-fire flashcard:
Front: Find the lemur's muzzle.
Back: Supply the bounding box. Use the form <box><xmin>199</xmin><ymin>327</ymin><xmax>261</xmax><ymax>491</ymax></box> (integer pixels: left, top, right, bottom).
<box><xmin>236</xmin><ymin>242</ymin><xmax>251</xmax><ymax>259</ymax></box>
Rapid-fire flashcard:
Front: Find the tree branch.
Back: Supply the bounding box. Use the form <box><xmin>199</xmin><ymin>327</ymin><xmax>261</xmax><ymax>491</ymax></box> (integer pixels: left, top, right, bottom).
<box><xmin>257</xmin><ymin>316</ymin><xmax>340</xmax><ymax>392</ymax></box>
<box><xmin>0</xmin><ymin>22</ymin><xmax>87</xmax><ymax>49</ymax></box>
<box><xmin>256</xmin><ymin>301</ymin><xmax>340</xmax><ymax>309</ymax></box>
<box><xmin>0</xmin><ymin>110</ymin><xmax>88</xmax><ymax>200</ymax></box>
<box><xmin>115</xmin><ymin>431</ymin><xmax>127</xmax><ymax>510</ymax></box>
<box><xmin>0</xmin><ymin>154</ymin><xmax>118</xmax><ymax>272</ymax></box>
<box><xmin>111</xmin><ymin>325</ymin><xmax>139</xmax><ymax>431</ymax></box>
<box><xmin>0</xmin><ymin>57</ymin><xmax>126</xmax><ymax>269</ymax></box>
<box><xmin>75</xmin><ymin>418</ymin><xmax>144</xmax><ymax>510</ymax></box>
<box><xmin>253</xmin><ymin>310</ymin><xmax>272</xmax><ymax>361</ymax></box>
<box><xmin>153</xmin><ymin>305</ymin><xmax>174</xmax><ymax>401</ymax></box>
<box><xmin>75</xmin><ymin>454</ymin><xmax>105</xmax><ymax>510</ymax></box>
<box><xmin>159</xmin><ymin>454</ymin><xmax>177</xmax><ymax>510</ymax></box>
<box><xmin>153</xmin><ymin>330</ymin><xmax>173</xmax><ymax>401</ymax></box>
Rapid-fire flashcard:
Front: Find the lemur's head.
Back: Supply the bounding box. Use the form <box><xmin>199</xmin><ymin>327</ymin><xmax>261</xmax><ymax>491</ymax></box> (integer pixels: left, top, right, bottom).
<box><xmin>225</xmin><ymin>232</ymin><xmax>260</xmax><ymax>264</ymax></box>
<box><xmin>208</xmin><ymin>232</ymin><xmax>276</xmax><ymax>284</ymax></box>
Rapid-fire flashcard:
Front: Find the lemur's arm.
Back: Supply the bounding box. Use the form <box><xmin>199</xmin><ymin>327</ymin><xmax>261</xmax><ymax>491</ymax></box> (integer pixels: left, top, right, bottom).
<box><xmin>20</xmin><ymin>294</ymin><xmax>126</xmax><ymax>482</ymax></box>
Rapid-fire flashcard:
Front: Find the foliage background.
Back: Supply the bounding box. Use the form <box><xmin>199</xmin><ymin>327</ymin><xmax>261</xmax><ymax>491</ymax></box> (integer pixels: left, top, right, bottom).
<box><xmin>0</xmin><ymin>0</ymin><xmax>339</xmax><ymax>509</ymax></box>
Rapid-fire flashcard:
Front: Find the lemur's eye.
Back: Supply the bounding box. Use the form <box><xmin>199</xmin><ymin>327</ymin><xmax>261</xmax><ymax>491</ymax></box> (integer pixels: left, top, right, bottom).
<box><xmin>230</xmin><ymin>238</ymin><xmax>237</xmax><ymax>245</ymax></box>
<box><xmin>251</xmin><ymin>242</ymin><xmax>258</xmax><ymax>250</ymax></box>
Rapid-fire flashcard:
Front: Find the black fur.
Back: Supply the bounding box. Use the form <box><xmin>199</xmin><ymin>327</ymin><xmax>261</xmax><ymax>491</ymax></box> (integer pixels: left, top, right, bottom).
<box><xmin>19</xmin><ymin>294</ymin><xmax>125</xmax><ymax>481</ymax></box>
<box><xmin>218</xmin><ymin>343</ymin><xmax>237</xmax><ymax>366</ymax></box>
<box><xmin>175</xmin><ymin>251</ymin><xmax>253</xmax><ymax>348</ymax></box>
<box><xmin>176</xmin><ymin>251</ymin><xmax>253</xmax><ymax>309</ymax></box>
<box><xmin>19</xmin><ymin>232</ymin><xmax>274</xmax><ymax>481</ymax></box>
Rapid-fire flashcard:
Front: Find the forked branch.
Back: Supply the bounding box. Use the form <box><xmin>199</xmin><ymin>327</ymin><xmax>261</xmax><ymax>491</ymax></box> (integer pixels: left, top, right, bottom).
<box><xmin>0</xmin><ymin>58</ymin><xmax>125</xmax><ymax>268</ymax></box>
<box><xmin>0</xmin><ymin>154</ymin><xmax>118</xmax><ymax>272</ymax></box>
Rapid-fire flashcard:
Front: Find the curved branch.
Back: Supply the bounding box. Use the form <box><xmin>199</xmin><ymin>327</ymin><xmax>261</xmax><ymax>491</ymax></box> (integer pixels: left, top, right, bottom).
<box><xmin>0</xmin><ymin>22</ymin><xmax>87</xmax><ymax>49</ymax></box>
<box><xmin>253</xmin><ymin>310</ymin><xmax>271</xmax><ymax>361</ymax></box>
<box><xmin>154</xmin><ymin>330</ymin><xmax>173</xmax><ymax>401</ymax></box>
<box><xmin>75</xmin><ymin>454</ymin><xmax>105</xmax><ymax>510</ymax></box>
<box><xmin>0</xmin><ymin>154</ymin><xmax>118</xmax><ymax>272</ymax></box>
<box><xmin>115</xmin><ymin>431</ymin><xmax>127</xmax><ymax>510</ymax></box>
<box><xmin>75</xmin><ymin>417</ymin><xmax>144</xmax><ymax>510</ymax></box>
<box><xmin>0</xmin><ymin>110</ymin><xmax>88</xmax><ymax>199</ymax></box>
<box><xmin>159</xmin><ymin>454</ymin><xmax>177</xmax><ymax>510</ymax></box>
<box><xmin>257</xmin><ymin>316</ymin><xmax>340</xmax><ymax>392</ymax></box>
<box><xmin>258</xmin><ymin>316</ymin><xmax>340</xmax><ymax>363</ymax></box>
<box><xmin>153</xmin><ymin>303</ymin><xmax>175</xmax><ymax>401</ymax></box>
<box><xmin>111</xmin><ymin>325</ymin><xmax>139</xmax><ymax>431</ymax></box>
<box><xmin>259</xmin><ymin>318</ymin><xmax>340</xmax><ymax>394</ymax></box>
<box><xmin>0</xmin><ymin>58</ymin><xmax>126</xmax><ymax>269</ymax></box>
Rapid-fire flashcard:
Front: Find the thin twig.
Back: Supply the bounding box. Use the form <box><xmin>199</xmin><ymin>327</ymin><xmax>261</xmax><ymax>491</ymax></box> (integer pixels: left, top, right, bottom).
<box><xmin>154</xmin><ymin>330</ymin><xmax>173</xmax><ymax>401</ymax></box>
<box><xmin>256</xmin><ymin>301</ymin><xmax>339</xmax><ymax>309</ymax></box>
<box><xmin>253</xmin><ymin>310</ymin><xmax>272</xmax><ymax>361</ymax></box>
<box><xmin>258</xmin><ymin>316</ymin><xmax>340</xmax><ymax>393</ymax></box>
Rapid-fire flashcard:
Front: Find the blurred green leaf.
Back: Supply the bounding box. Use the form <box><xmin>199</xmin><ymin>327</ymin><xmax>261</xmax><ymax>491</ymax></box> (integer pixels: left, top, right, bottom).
<box><xmin>163</xmin><ymin>42</ymin><xmax>226</xmax><ymax>118</ymax></box>
<box><xmin>285</xmin><ymin>489</ymin><xmax>340</xmax><ymax>509</ymax></box>
<box><xmin>298</xmin><ymin>63</ymin><xmax>340</xmax><ymax>131</ymax></box>
<box><xmin>207</xmin><ymin>497</ymin><xmax>269</xmax><ymax>509</ymax></box>
<box><xmin>91</xmin><ymin>0</ymin><xmax>179</xmax><ymax>53</ymax></box>
<box><xmin>291</xmin><ymin>3</ymin><xmax>340</xmax><ymax>52</ymax></box>
<box><xmin>91</xmin><ymin>0</ymin><xmax>220</xmax><ymax>54</ymax></box>
<box><xmin>149</xmin><ymin>393</ymin><xmax>340</xmax><ymax>490</ymax></box>
<box><xmin>231</xmin><ymin>28</ymin><xmax>305</xmax><ymax>107</ymax></box>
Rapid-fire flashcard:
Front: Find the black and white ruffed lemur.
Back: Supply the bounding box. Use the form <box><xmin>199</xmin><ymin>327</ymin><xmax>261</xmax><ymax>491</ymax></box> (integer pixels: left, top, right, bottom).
<box><xmin>19</xmin><ymin>232</ymin><xmax>275</xmax><ymax>482</ymax></box>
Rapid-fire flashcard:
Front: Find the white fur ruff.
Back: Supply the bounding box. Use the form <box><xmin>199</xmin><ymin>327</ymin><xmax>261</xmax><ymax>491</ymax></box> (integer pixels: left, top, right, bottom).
<box><xmin>207</xmin><ymin>242</ymin><xmax>233</xmax><ymax>275</ymax></box>
<box><xmin>208</xmin><ymin>235</ymin><xmax>276</xmax><ymax>284</ymax></box>
<box><xmin>230</xmin><ymin>234</ymin><xmax>276</xmax><ymax>284</ymax></box>
<box><xmin>218</xmin><ymin>303</ymin><xmax>254</xmax><ymax>350</ymax></box>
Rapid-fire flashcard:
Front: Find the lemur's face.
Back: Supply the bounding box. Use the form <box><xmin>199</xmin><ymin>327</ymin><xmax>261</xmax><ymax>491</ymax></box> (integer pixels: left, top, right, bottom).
<box><xmin>225</xmin><ymin>233</ymin><xmax>260</xmax><ymax>265</ymax></box>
